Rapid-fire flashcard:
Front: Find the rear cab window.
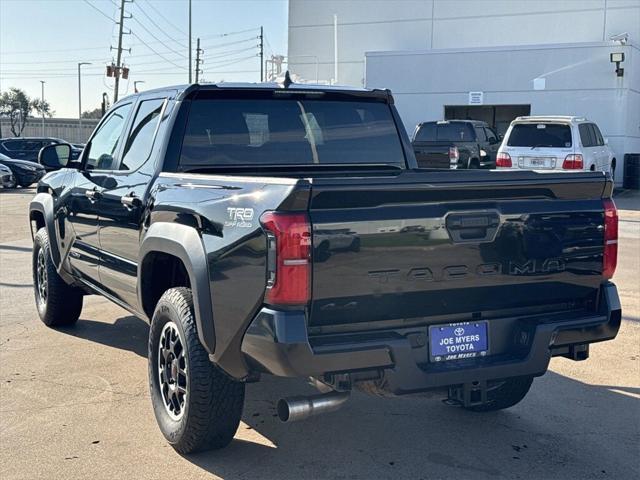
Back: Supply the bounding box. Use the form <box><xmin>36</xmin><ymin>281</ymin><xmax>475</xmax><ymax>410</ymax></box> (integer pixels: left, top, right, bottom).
<box><xmin>414</xmin><ymin>122</ymin><xmax>475</xmax><ymax>142</ymax></box>
<box><xmin>178</xmin><ymin>91</ymin><xmax>406</xmax><ymax>170</ymax></box>
<box><xmin>507</xmin><ymin>123</ymin><xmax>572</xmax><ymax>148</ymax></box>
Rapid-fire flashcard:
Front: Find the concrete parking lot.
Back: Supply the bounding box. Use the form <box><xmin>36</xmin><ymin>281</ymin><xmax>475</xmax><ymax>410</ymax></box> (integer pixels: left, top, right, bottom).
<box><xmin>1</xmin><ymin>188</ymin><xmax>638</xmax><ymax>480</ymax></box>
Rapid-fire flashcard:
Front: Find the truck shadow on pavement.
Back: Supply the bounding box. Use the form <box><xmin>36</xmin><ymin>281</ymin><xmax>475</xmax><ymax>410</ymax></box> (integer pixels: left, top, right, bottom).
<box><xmin>60</xmin><ymin>315</ymin><xmax>150</xmax><ymax>358</ymax></box>
<box><xmin>187</xmin><ymin>373</ymin><xmax>640</xmax><ymax>479</ymax></box>
<box><xmin>56</xmin><ymin>314</ymin><xmax>640</xmax><ymax>479</ymax></box>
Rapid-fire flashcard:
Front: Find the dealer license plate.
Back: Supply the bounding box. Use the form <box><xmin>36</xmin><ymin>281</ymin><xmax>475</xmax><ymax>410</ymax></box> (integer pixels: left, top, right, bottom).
<box><xmin>525</xmin><ymin>157</ymin><xmax>552</xmax><ymax>168</ymax></box>
<box><xmin>429</xmin><ymin>321</ymin><xmax>488</xmax><ymax>362</ymax></box>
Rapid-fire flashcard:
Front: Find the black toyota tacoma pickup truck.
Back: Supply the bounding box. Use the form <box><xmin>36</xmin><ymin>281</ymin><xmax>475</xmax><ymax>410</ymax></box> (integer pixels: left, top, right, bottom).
<box><xmin>30</xmin><ymin>82</ymin><xmax>621</xmax><ymax>454</ymax></box>
<box><xmin>412</xmin><ymin>120</ymin><xmax>501</xmax><ymax>169</ymax></box>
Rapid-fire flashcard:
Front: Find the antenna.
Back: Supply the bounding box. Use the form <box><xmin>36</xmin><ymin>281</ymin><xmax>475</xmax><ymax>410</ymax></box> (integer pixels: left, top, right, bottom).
<box><xmin>283</xmin><ymin>70</ymin><xmax>293</xmax><ymax>89</ymax></box>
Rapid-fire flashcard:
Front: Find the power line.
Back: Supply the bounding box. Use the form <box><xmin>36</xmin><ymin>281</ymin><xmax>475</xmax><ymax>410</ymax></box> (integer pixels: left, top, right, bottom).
<box><xmin>199</xmin><ymin>27</ymin><xmax>260</xmax><ymax>40</ymax></box>
<box><xmin>1</xmin><ymin>29</ymin><xmax>259</xmax><ymax>56</ymax></box>
<box><xmin>1</xmin><ymin>69</ymin><xmax>260</xmax><ymax>80</ymax></box>
<box><xmin>130</xmin><ymin>32</ymin><xmax>187</xmax><ymax>70</ymax></box>
<box><xmin>202</xmin><ymin>46</ymin><xmax>258</xmax><ymax>61</ymax></box>
<box><xmin>142</xmin><ymin>0</ymin><xmax>188</xmax><ymax>37</ymax></box>
<box><xmin>201</xmin><ymin>36</ymin><xmax>260</xmax><ymax>50</ymax></box>
<box><xmin>133</xmin><ymin>1</ymin><xmax>187</xmax><ymax>48</ymax></box>
<box><xmin>130</xmin><ymin>17</ymin><xmax>187</xmax><ymax>58</ymax></box>
<box><xmin>82</xmin><ymin>0</ymin><xmax>117</xmax><ymax>23</ymax></box>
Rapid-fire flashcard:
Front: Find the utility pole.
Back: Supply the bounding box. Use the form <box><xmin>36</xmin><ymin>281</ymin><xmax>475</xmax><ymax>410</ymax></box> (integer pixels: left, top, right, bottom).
<box><xmin>39</xmin><ymin>81</ymin><xmax>45</xmax><ymax>136</ymax></box>
<box><xmin>259</xmin><ymin>26</ymin><xmax>264</xmax><ymax>82</ymax></box>
<box><xmin>78</xmin><ymin>62</ymin><xmax>91</xmax><ymax>139</ymax></box>
<box><xmin>333</xmin><ymin>14</ymin><xmax>338</xmax><ymax>84</ymax></box>
<box><xmin>188</xmin><ymin>0</ymin><xmax>192</xmax><ymax>83</ymax></box>
<box><xmin>113</xmin><ymin>0</ymin><xmax>131</xmax><ymax>102</ymax></box>
<box><xmin>195</xmin><ymin>38</ymin><xmax>203</xmax><ymax>83</ymax></box>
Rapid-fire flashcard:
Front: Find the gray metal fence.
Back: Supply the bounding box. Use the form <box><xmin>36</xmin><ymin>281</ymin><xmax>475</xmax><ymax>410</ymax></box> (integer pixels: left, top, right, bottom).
<box><xmin>0</xmin><ymin>118</ymin><xmax>100</xmax><ymax>143</ymax></box>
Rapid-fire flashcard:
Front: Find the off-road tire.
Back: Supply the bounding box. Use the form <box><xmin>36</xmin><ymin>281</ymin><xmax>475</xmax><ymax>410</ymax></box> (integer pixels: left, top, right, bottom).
<box><xmin>32</xmin><ymin>228</ymin><xmax>83</xmax><ymax>327</ymax></box>
<box><xmin>148</xmin><ymin>287</ymin><xmax>245</xmax><ymax>454</ymax></box>
<box><xmin>465</xmin><ymin>376</ymin><xmax>534</xmax><ymax>412</ymax></box>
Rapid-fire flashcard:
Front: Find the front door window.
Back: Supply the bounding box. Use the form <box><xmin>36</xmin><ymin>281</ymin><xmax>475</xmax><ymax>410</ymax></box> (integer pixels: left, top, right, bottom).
<box><xmin>84</xmin><ymin>104</ymin><xmax>132</xmax><ymax>170</ymax></box>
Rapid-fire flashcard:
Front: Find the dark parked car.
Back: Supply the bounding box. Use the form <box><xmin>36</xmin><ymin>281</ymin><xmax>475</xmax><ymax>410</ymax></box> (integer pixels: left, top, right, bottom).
<box><xmin>32</xmin><ymin>82</ymin><xmax>620</xmax><ymax>454</ymax></box>
<box><xmin>0</xmin><ymin>153</ymin><xmax>45</xmax><ymax>188</ymax></box>
<box><xmin>0</xmin><ymin>137</ymin><xmax>82</xmax><ymax>165</ymax></box>
<box><xmin>0</xmin><ymin>162</ymin><xmax>15</xmax><ymax>188</ymax></box>
<box><xmin>412</xmin><ymin>120</ymin><xmax>501</xmax><ymax>169</ymax></box>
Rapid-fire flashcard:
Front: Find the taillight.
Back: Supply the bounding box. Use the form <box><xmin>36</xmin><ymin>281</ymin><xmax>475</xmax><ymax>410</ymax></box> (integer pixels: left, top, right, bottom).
<box><xmin>562</xmin><ymin>154</ymin><xmax>584</xmax><ymax>170</ymax></box>
<box><xmin>603</xmin><ymin>198</ymin><xmax>618</xmax><ymax>280</ymax></box>
<box><xmin>496</xmin><ymin>152</ymin><xmax>512</xmax><ymax>167</ymax></box>
<box><xmin>260</xmin><ymin>211</ymin><xmax>311</xmax><ymax>306</ymax></box>
<box><xmin>449</xmin><ymin>146</ymin><xmax>459</xmax><ymax>163</ymax></box>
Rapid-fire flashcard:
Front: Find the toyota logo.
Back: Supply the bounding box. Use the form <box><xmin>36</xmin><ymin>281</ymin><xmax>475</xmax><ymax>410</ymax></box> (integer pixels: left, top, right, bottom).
<box><xmin>454</xmin><ymin>327</ymin><xmax>465</xmax><ymax>336</ymax></box>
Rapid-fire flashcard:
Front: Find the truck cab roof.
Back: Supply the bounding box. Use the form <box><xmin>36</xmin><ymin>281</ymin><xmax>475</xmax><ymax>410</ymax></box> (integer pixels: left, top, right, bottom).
<box><xmin>118</xmin><ymin>82</ymin><xmax>393</xmax><ymax>105</ymax></box>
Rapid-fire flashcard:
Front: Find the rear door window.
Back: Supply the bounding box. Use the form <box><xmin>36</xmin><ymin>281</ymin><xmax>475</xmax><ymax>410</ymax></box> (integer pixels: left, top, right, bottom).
<box><xmin>120</xmin><ymin>98</ymin><xmax>165</xmax><ymax>171</ymax></box>
<box><xmin>484</xmin><ymin>128</ymin><xmax>498</xmax><ymax>144</ymax></box>
<box><xmin>474</xmin><ymin>126</ymin><xmax>487</xmax><ymax>142</ymax></box>
<box><xmin>1</xmin><ymin>140</ymin><xmax>25</xmax><ymax>151</ymax></box>
<box><xmin>179</xmin><ymin>97</ymin><xmax>405</xmax><ymax>168</ymax></box>
<box><xmin>579</xmin><ymin>124</ymin><xmax>594</xmax><ymax>147</ymax></box>
<box><xmin>507</xmin><ymin>123</ymin><xmax>572</xmax><ymax>148</ymax></box>
<box><xmin>591</xmin><ymin>123</ymin><xmax>604</xmax><ymax>146</ymax></box>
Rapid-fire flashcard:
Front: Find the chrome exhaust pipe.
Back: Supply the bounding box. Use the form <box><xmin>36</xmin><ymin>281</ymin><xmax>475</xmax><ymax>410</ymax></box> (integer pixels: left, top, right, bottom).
<box><xmin>277</xmin><ymin>391</ymin><xmax>350</xmax><ymax>422</ymax></box>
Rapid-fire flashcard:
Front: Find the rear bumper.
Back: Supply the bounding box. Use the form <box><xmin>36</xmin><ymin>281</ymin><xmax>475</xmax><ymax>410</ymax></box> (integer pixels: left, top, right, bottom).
<box><xmin>241</xmin><ymin>283</ymin><xmax>621</xmax><ymax>393</ymax></box>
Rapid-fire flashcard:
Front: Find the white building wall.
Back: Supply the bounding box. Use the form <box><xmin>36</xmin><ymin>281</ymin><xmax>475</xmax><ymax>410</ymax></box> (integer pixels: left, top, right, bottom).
<box><xmin>288</xmin><ymin>0</ymin><xmax>640</xmax><ymax>86</ymax></box>
<box><xmin>288</xmin><ymin>0</ymin><xmax>640</xmax><ymax>185</ymax></box>
<box><xmin>365</xmin><ymin>42</ymin><xmax>639</xmax><ymax>184</ymax></box>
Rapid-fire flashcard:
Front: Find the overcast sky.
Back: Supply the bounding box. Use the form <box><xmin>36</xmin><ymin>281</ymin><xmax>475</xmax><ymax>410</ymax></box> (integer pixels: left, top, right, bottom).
<box><xmin>0</xmin><ymin>0</ymin><xmax>288</xmax><ymax>118</ymax></box>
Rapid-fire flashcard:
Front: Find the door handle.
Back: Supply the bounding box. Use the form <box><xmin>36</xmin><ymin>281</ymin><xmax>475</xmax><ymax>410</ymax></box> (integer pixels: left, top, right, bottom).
<box><xmin>446</xmin><ymin>211</ymin><xmax>501</xmax><ymax>243</ymax></box>
<box><xmin>121</xmin><ymin>192</ymin><xmax>142</xmax><ymax>209</ymax></box>
<box><xmin>85</xmin><ymin>188</ymin><xmax>101</xmax><ymax>202</ymax></box>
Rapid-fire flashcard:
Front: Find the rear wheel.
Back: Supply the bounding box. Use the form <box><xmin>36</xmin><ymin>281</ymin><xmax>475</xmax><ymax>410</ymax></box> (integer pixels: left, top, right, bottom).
<box><xmin>18</xmin><ymin>182</ymin><xmax>34</xmax><ymax>188</ymax></box>
<box><xmin>468</xmin><ymin>159</ymin><xmax>480</xmax><ymax>169</ymax></box>
<box><xmin>32</xmin><ymin>228</ymin><xmax>83</xmax><ymax>327</ymax></box>
<box><xmin>149</xmin><ymin>287</ymin><xmax>245</xmax><ymax>454</ymax></box>
<box><xmin>610</xmin><ymin>159</ymin><xmax>616</xmax><ymax>180</ymax></box>
<box><xmin>465</xmin><ymin>376</ymin><xmax>534</xmax><ymax>412</ymax></box>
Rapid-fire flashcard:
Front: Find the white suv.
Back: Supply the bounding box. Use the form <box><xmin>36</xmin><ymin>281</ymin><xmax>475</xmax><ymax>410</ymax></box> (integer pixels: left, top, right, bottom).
<box><xmin>496</xmin><ymin>116</ymin><xmax>616</xmax><ymax>177</ymax></box>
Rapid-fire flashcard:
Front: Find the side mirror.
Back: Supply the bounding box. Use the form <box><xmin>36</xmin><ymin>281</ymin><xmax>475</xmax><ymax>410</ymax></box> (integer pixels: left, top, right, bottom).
<box><xmin>39</xmin><ymin>143</ymin><xmax>72</xmax><ymax>170</ymax></box>
<box><xmin>498</xmin><ymin>134</ymin><xmax>504</xmax><ymax>141</ymax></box>
<box><xmin>604</xmin><ymin>137</ymin><xmax>609</xmax><ymax>145</ymax></box>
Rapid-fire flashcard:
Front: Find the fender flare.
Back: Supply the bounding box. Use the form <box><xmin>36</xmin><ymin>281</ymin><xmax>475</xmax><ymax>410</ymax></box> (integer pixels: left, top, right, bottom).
<box><xmin>29</xmin><ymin>193</ymin><xmax>61</xmax><ymax>266</ymax></box>
<box><xmin>138</xmin><ymin>222</ymin><xmax>216</xmax><ymax>354</ymax></box>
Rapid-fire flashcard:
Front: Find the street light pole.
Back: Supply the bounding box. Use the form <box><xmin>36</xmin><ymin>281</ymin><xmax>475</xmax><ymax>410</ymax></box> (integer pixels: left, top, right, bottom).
<box><xmin>40</xmin><ymin>81</ymin><xmax>45</xmax><ymax>136</ymax></box>
<box><xmin>78</xmin><ymin>62</ymin><xmax>91</xmax><ymax>140</ymax></box>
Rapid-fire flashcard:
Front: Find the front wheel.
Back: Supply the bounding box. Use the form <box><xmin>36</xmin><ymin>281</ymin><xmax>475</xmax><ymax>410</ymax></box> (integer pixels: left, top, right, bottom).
<box><xmin>32</xmin><ymin>228</ymin><xmax>83</xmax><ymax>327</ymax></box>
<box><xmin>148</xmin><ymin>287</ymin><xmax>245</xmax><ymax>454</ymax></box>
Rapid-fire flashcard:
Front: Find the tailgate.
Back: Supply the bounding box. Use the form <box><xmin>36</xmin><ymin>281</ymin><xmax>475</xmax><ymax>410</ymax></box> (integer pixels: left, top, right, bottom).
<box><xmin>308</xmin><ymin>170</ymin><xmax>608</xmax><ymax>330</ymax></box>
<box><xmin>412</xmin><ymin>141</ymin><xmax>453</xmax><ymax>169</ymax></box>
